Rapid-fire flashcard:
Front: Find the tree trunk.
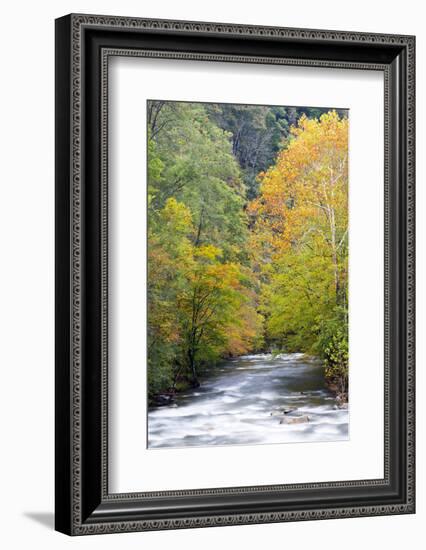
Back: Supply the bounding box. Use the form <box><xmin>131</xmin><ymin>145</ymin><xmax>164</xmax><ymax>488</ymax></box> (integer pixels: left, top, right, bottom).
<box><xmin>329</xmin><ymin>206</ymin><xmax>341</xmax><ymax>303</ymax></box>
<box><xmin>187</xmin><ymin>348</ymin><xmax>199</xmax><ymax>387</ymax></box>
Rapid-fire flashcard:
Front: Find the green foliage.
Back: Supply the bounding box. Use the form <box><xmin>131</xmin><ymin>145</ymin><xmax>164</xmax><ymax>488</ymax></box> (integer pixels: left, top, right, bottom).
<box><xmin>316</xmin><ymin>309</ymin><xmax>349</xmax><ymax>394</ymax></box>
<box><xmin>206</xmin><ymin>103</ymin><xmax>337</xmax><ymax>199</ymax></box>
<box><xmin>147</xmin><ymin>101</ymin><xmax>262</xmax><ymax>398</ymax></box>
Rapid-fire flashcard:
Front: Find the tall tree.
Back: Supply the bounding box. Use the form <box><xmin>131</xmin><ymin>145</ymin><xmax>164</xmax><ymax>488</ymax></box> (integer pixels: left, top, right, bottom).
<box><xmin>249</xmin><ymin>111</ymin><xmax>349</xmax><ymax>390</ymax></box>
<box><xmin>147</xmin><ymin>101</ymin><xmax>262</xmax><ymax>396</ymax></box>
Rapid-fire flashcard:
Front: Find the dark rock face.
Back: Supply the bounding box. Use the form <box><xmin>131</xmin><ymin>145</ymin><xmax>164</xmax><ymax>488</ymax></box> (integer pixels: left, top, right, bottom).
<box><xmin>153</xmin><ymin>394</ymin><xmax>175</xmax><ymax>406</ymax></box>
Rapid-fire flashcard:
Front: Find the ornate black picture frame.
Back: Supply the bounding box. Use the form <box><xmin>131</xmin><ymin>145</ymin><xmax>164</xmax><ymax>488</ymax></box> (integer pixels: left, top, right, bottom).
<box><xmin>55</xmin><ymin>14</ymin><xmax>415</xmax><ymax>535</ymax></box>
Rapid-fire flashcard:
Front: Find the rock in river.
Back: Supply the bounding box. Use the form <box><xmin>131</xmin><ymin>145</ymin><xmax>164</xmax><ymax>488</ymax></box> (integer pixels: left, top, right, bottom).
<box><xmin>280</xmin><ymin>415</ymin><xmax>310</xmax><ymax>425</ymax></box>
<box><xmin>270</xmin><ymin>407</ymin><xmax>298</xmax><ymax>416</ymax></box>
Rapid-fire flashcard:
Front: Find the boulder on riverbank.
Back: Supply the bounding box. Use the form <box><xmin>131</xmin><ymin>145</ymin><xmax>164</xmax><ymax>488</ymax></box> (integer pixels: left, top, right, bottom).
<box><xmin>152</xmin><ymin>393</ymin><xmax>175</xmax><ymax>406</ymax></box>
<box><xmin>334</xmin><ymin>402</ymin><xmax>348</xmax><ymax>410</ymax></box>
<box><xmin>336</xmin><ymin>392</ymin><xmax>348</xmax><ymax>403</ymax></box>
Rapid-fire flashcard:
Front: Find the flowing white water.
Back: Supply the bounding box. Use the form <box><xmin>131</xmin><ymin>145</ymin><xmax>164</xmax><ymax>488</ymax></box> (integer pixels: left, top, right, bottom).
<box><xmin>148</xmin><ymin>353</ymin><xmax>349</xmax><ymax>449</ymax></box>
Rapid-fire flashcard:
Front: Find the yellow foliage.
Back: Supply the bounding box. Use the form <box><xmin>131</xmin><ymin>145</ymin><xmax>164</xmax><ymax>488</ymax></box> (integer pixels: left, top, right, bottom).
<box><xmin>251</xmin><ymin>110</ymin><xmax>348</xmax><ymax>254</ymax></box>
<box><xmin>250</xmin><ymin>110</ymin><xmax>349</xmax><ymax>317</ymax></box>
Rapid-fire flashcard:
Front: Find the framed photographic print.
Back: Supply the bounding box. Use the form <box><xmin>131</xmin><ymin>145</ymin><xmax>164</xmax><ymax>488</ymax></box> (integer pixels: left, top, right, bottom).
<box><xmin>55</xmin><ymin>14</ymin><xmax>415</xmax><ymax>535</ymax></box>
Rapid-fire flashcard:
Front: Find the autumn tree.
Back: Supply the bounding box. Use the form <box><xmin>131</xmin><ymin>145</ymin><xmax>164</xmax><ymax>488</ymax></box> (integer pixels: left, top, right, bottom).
<box><xmin>249</xmin><ymin>111</ymin><xmax>349</xmax><ymax>392</ymax></box>
<box><xmin>147</xmin><ymin>198</ymin><xmax>194</xmax><ymax>396</ymax></box>
<box><xmin>176</xmin><ymin>245</ymin><xmax>262</xmax><ymax>386</ymax></box>
<box><xmin>147</xmin><ymin>101</ymin><xmax>262</xmax><ymax>398</ymax></box>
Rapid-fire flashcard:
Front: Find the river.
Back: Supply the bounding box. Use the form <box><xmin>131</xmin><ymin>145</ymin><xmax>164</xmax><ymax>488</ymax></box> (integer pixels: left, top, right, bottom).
<box><xmin>148</xmin><ymin>353</ymin><xmax>349</xmax><ymax>449</ymax></box>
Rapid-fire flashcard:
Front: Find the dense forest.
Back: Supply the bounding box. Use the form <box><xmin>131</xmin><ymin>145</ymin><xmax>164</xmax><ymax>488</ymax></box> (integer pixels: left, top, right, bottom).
<box><xmin>147</xmin><ymin>100</ymin><xmax>349</xmax><ymax>405</ymax></box>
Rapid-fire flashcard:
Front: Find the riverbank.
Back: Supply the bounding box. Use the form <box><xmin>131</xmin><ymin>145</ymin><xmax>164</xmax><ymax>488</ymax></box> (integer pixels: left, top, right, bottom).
<box><xmin>325</xmin><ymin>380</ymin><xmax>349</xmax><ymax>405</ymax></box>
